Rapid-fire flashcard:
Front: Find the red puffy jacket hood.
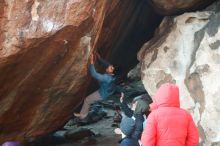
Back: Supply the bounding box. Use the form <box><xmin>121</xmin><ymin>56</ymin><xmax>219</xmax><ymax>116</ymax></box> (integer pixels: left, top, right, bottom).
<box><xmin>141</xmin><ymin>83</ymin><xmax>199</xmax><ymax>146</ymax></box>
<box><xmin>150</xmin><ymin>83</ymin><xmax>180</xmax><ymax>110</ymax></box>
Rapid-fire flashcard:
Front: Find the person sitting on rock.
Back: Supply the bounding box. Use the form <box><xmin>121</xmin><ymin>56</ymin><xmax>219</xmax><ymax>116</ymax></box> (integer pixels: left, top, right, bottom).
<box><xmin>114</xmin><ymin>93</ymin><xmax>151</xmax><ymax>146</ymax></box>
<box><xmin>141</xmin><ymin>83</ymin><xmax>199</xmax><ymax>146</ymax></box>
<box><xmin>74</xmin><ymin>52</ymin><xmax>120</xmax><ymax>120</ymax></box>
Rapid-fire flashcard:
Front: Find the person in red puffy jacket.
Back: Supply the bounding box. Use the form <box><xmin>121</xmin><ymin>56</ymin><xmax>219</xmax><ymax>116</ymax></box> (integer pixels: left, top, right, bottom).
<box><xmin>141</xmin><ymin>83</ymin><xmax>199</xmax><ymax>146</ymax></box>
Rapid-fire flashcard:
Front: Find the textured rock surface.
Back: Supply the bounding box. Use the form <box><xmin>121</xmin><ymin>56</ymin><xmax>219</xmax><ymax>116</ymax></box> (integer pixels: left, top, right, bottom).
<box><xmin>0</xmin><ymin>0</ymin><xmax>108</xmax><ymax>143</ymax></box>
<box><xmin>127</xmin><ymin>64</ymin><xmax>141</xmax><ymax>80</ymax></box>
<box><xmin>149</xmin><ymin>0</ymin><xmax>216</xmax><ymax>15</ymax></box>
<box><xmin>138</xmin><ymin>1</ymin><xmax>220</xmax><ymax>145</ymax></box>
<box><xmin>0</xmin><ymin>0</ymin><xmax>162</xmax><ymax>144</ymax></box>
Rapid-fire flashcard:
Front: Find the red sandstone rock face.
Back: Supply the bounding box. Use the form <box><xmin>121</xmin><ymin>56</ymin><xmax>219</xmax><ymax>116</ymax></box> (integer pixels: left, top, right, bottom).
<box><xmin>149</xmin><ymin>0</ymin><xmax>216</xmax><ymax>15</ymax></box>
<box><xmin>0</xmin><ymin>0</ymin><xmax>162</xmax><ymax>144</ymax></box>
<box><xmin>0</xmin><ymin>0</ymin><xmax>110</xmax><ymax>143</ymax></box>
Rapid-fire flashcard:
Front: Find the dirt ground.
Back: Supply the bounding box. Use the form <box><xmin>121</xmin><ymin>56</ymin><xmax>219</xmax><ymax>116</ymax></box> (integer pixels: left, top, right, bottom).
<box><xmin>30</xmin><ymin>109</ymin><xmax>122</xmax><ymax>146</ymax></box>
<box><xmin>63</xmin><ymin>109</ymin><xmax>121</xmax><ymax>146</ymax></box>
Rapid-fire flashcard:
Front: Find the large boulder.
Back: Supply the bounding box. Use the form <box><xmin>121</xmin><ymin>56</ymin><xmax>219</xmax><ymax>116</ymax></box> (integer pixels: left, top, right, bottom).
<box><xmin>0</xmin><ymin>0</ymin><xmax>108</xmax><ymax>143</ymax></box>
<box><xmin>0</xmin><ymin>0</ymin><xmax>162</xmax><ymax>144</ymax></box>
<box><xmin>149</xmin><ymin>0</ymin><xmax>216</xmax><ymax>15</ymax></box>
<box><xmin>138</xmin><ymin>1</ymin><xmax>220</xmax><ymax>145</ymax></box>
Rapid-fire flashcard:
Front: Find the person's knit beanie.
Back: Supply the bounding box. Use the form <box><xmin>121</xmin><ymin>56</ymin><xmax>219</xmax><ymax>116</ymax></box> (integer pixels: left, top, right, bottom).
<box><xmin>120</xmin><ymin>116</ymin><xmax>135</xmax><ymax>137</ymax></box>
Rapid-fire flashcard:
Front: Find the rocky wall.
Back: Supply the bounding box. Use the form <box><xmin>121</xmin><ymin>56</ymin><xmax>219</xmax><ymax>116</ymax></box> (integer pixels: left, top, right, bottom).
<box><xmin>138</xmin><ymin>1</ymin><xmax>220</xmax><ymax>145</ymax></box>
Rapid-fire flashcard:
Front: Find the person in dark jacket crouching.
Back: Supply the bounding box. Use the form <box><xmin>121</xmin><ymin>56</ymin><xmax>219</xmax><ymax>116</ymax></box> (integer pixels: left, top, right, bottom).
<box><xmin>114</xmin><ymin>93</ymin><xmax>151</xmax><ymax>146</ymax></box>
<box><xmin>117</xmin><ymin>116</ymin><xmax>138</xmax><ymax>146</ymax></box>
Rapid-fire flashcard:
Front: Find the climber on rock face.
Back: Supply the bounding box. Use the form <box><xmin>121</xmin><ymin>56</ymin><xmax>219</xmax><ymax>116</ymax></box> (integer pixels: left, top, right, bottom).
<box><xmin>74</xmin><ymin>52</ymin><xmax>120</xmax><ymax>120</ymax></box>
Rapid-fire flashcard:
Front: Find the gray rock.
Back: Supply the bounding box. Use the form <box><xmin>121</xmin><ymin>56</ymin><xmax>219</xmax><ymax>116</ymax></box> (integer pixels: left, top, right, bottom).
<box><xmin>138</xmin><ymin>1</ymin><xmax>220</xmax><ymax>145</ymax></box>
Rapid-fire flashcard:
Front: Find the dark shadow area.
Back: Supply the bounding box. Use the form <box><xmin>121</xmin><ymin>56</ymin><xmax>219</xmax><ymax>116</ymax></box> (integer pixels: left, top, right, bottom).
<box><xmin>86</xmin><ymin>0</ymin><xmax>163</xmax><ymax>96</ymax></box>
<box><xmin>96</xmin><ymin>0</ymin><xmax>163</xmax><ymax>78</ymax></box>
